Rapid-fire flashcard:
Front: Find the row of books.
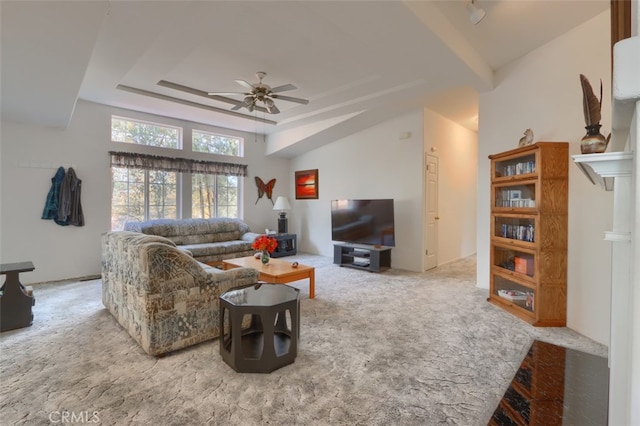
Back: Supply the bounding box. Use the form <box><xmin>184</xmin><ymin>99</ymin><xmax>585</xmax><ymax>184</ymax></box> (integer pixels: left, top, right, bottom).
<box><xmin>497</xmin><ymin>192</ymin><xmax>536</xmax><ymax>208</ymax></box>
<box><xmin>500</xmin><ymin>224</ymin><xmax>535</xmax><ymax>242</ymax></box>
<box><xmin>499</xmin><ymin>198</ymin><xmax>535</xmax><ymax>208</ymax></box>
<box><xmin>500</xmin><ymin>161</ymin><xmax>536</xmax><ymax>177</ymax></box>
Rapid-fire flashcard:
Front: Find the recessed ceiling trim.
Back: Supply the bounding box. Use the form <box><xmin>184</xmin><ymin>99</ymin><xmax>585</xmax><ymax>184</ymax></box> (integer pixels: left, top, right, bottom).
<box><xmin>277</xmin><ymin>79</ymin><xmax>426</xmax><ymax>126</ymax></box>
<box><xmin>157</xmin><ymin>80</ymin><xmax>241</xmax><ymax>106</ymax></box>
<box><xmin>115</xmin><ymin>84</ymin><xmax>277</xmax><ymax>125</ymax></box>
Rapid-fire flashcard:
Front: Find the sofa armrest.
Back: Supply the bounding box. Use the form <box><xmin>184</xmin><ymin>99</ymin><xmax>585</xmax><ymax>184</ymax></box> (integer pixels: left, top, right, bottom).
<box><xmin>241</xmin><ymin>232</ymin><xmax>260</xmax><ymax>243</ymax></box>
<box><xmin>178</xmin><ymin>247</ymin><xmax>193</xmax><ymax>257</ymax></box>
<box><xmin>205</xmin><ymin>267</ymin><xmax>259</xmax><ymax>297</ymax></box>
<box><xmin>140</xmin><ymin>242</ymin><xmax>259</xmax><ymax>294</ymax></box>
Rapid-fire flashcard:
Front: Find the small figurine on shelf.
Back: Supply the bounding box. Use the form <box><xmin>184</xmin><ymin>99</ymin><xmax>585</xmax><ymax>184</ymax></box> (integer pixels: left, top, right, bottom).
<box><xmin>518</xmin><ymin>128</ymin><xmax>534</xmax><ymax>147</ymax></box>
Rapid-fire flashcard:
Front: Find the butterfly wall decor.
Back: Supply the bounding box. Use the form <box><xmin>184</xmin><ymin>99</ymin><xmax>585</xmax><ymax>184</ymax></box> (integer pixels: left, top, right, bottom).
<box><xmin>255</xmin><ymin>177</ymin><xmax>276</xmax><ymax>205</ymax></box>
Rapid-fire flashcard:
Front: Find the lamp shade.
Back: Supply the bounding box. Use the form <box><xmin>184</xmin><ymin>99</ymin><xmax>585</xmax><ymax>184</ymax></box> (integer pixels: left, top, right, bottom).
<box><xmin>273</xmin><ymin>196</ymin><xmax>291</xmax><ymax>211</ymax></box>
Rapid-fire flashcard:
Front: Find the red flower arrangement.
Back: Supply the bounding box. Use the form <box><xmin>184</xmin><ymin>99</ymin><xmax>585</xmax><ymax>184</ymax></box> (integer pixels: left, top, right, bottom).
<box><xmin>252</xmin><ymin>235</ymin><xmax>278</xmax><ymax>253</ymax></box>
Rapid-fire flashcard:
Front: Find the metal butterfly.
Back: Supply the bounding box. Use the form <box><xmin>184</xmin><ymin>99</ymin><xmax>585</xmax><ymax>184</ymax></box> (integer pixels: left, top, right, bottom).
<box><xmin>255</xmin><ymin>177</ymin><xmax>276</xmax><ymax>205</ymax></box>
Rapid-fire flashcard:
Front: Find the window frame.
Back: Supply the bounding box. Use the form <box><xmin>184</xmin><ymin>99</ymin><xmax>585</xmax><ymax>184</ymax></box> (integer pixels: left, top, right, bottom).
<box><xmin>109</xmin><ymin>115</ymin><xmax>245</xmax><ymax>230</ymax></box>
<box><xmin>111</xmin><ymin>115</ymin><xmax>183</xmax><ymax>150</ymax></box>
<box><xmin>110</xmin><ymin>167</ymin><xmax>181</xmax><ymax>230</ymax></box>
<box><xmin>192</xmin><ymin>128</ymin><xmax>244</xmax><ymax>157</ymax></box>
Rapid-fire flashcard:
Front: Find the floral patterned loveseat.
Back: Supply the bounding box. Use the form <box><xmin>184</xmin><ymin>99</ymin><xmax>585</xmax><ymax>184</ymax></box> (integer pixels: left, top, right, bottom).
<box><xmin>123</xmin><ymin>218</ymin><xmax>260</xmax><ymax>266</ymax></box>
<box><xmin>101</xmin><ymin>231</ymin><xmax>259</xmax><ymax>356</ymax></box>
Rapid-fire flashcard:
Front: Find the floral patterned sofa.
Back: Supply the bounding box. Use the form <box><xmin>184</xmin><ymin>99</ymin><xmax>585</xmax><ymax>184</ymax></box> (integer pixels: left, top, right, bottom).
<box><xmin>101</xmin><ymin>231</ymin><xmax>259</xmax><ymax>356</ymax></box>
<box><xmin>123</xmin><ymin>218</ymin><xmax>259</xmax><ymax>266</ymax></box>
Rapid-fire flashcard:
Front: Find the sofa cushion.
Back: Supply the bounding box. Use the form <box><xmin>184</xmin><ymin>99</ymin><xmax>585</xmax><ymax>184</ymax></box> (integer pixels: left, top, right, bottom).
<box><xmin>180</xmin><ymin>240</ymin><xmax>254</xmax><ymax>258</ymax></box>
<box><xmin>124</xmin><ymin>218</ymin><xmax>251</xmax><ymax>245</ymax></box>
<box><xmin>180</xmin><ymin>242</ymin><xmax>227</xmax><ymax>258</ymax></box>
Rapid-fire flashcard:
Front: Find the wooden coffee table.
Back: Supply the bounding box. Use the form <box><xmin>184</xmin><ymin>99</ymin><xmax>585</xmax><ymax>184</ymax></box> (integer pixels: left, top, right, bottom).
<box><xmin>222</xmin><ymin>256</ymin><xmax>315</xmax><ymax>299</ymax></box>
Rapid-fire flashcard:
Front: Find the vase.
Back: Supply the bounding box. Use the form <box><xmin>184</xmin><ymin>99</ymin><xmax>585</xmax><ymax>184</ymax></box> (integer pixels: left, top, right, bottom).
<box><xmin>261</xmin><ymin>250</ymin><xmax>270</xmax><ymax>265</ymax></box>
<box><xmin>580</xmin><ymin>124</ymin><xmax>608</xmax><ymax>154</ymax></box>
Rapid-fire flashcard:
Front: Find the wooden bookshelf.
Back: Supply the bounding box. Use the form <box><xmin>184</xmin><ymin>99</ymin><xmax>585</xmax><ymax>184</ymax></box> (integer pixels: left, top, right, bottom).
<box><xmin>488</xmin><ymin>142</ymin><xmax>568</xmax><ymax>326</ymax></box>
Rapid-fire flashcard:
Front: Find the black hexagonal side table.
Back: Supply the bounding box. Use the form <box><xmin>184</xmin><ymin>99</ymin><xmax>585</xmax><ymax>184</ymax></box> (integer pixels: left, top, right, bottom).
<box><xmin>220</xmin><ymin>283</ymin><xmax>300</xmax><ymax>373</ymax></box>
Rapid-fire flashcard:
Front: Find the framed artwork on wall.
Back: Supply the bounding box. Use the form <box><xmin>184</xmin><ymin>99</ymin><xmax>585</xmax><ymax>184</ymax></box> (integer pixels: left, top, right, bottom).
<box><xmin>295</xmin><ymin>169</ymin><xmax>319</xmax><ymax>199</ymax></box>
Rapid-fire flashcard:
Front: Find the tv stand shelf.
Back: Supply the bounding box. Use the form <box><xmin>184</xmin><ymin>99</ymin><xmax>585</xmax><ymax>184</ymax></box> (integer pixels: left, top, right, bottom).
<box><xmin>333</xmin><ymin>243</ymin><xmax>391</xmax><ymax>272</ymax></box>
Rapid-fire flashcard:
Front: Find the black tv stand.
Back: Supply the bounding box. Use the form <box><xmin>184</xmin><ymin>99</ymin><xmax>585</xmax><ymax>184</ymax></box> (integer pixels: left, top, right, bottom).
<box><xmin>333</xmin><ymin>243</ymin><xmax>391</xmax><ymax>272</ymax></box>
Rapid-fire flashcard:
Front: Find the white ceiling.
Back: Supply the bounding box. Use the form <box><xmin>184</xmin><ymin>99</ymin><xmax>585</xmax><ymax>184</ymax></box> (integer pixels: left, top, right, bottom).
<box><xmin>1</xmin><ymin>1</ymin><xmax>609</xmax><ymax>157</ymax></box>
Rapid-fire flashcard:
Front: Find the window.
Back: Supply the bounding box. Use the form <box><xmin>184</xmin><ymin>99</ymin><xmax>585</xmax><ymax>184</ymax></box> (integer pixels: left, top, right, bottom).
<box><xmin>193</xmin><ymin>130</ymin><xmax>242</xmax><ymax>157</ymax></box>
<box><xmin>111</xmin><ymin>116</ymin><xmax>181</xmax><ymax>149</ymax></box>
<box><xmin>192</xmin><ymin>174</ymin><xmax>238</xmax><ymax>219</ymax></box>
<box><xmin>111</xmin><ymin>167</ymin><xmax>177</xmax><ymax>230</ymax></box>
<box><xmin>110</xmin><ymin>117</ymin><xmax>248</xmax><ymax>230</ymax></box>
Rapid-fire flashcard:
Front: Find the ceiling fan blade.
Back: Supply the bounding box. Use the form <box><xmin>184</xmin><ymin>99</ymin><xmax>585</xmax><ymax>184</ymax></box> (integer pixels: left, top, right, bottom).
<box><xmin>207</xmin><ymin>91</ymin><xmax>248</xmax><ymax>96</ymax></box>
<box><xmin>230</xmin><ymin>104</ymin><xmax>244</xmax><ymax>111</ymax></box>
<box><xmin>271</xmin><ymin>94</ymin><xmax>309</xmax><ymax>105</ymax></box>
<box><xmin>270</xmin><ymin>84</ymin><xmax>297</xmax><ymax>93</ymax></box>
<box><xmin>266</xmin><ymin>103</ymin><xmax>280</xmax><ymax>114</ymax></box>
<box><xmin>235</xmin><ymin>79</ymin><xmax>254</xmax><ymax>90</ymax></box>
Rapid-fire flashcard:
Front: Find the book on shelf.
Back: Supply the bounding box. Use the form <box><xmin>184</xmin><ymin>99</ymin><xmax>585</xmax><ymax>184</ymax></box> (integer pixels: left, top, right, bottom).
<box><xmin>500</xmin><ymin>224</ymin><xmax>534</xmax><ymax>242</ymax></box>
<box><xmin>514</xmin><ymin>257</ymin><xmax>534</xmax><ymax>276</ymax></box>
<box><xmin>508</xmin><ymin>198</ymin><xmax>535</xmax><ymax>208</ymax></box>
<box><xmin>498</xmin><ymin>190</ymin><xmax>535</xmax><ymax>208</ymax></box>
<box><xmin>497</xmin><ymin>290</ymin><xmax>527</xmax><ymax>301</ymax></box>
<box><xmin>501</xmin><ymin>161</ymin><xmax>536</xmax><ymax>177</ymax></box>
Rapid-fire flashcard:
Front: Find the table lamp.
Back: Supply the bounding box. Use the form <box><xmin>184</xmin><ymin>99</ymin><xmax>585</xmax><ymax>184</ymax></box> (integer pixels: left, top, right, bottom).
<box><xmin>273</xmin><ymin>196</ymin><xmax>291</xmax><ymax>234</ymax></box>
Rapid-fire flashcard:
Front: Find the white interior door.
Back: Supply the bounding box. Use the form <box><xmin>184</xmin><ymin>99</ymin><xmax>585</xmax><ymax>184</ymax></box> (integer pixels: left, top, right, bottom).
<box><xmin>425</xmin><ymin>154</ymin><xmax>438</xmax><ymax>270</ymax></box>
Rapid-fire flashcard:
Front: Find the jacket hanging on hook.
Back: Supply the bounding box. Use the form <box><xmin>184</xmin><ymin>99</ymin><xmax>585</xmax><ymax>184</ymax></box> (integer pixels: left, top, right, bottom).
<box><xmin>42</xmin><ymin>166</ymin><xmax>65</xmax><ymax>220</ymax></box>
<box><xmin>57</xmin><ymin>167</ymin><xmax>84</xmax><ymax>226</ymax></box>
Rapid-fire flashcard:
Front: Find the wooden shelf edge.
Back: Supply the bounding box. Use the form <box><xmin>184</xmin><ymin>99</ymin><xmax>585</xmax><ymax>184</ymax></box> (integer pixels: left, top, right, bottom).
<box><xmin>492</xmin><ymin>172</ymin><xmax>538</xmax><ymax>183</ymax></box>
<box><xmin>491</xmin><ymin>239</ymin><xmax>538</xmax><ymax>253</ymax></box>
<box><xmin>488</xmin><ymin>297</ymin><xmax>535</xmax><ymax>324</ymax></box>
<box><xmin>492</xmin><ymin>268</ymin><xmax>536</xmax><ymax>288</ymax></box>
<box><xmin>531</xmin><ymin>319</ymin><xmax>567</xmax><ymax>327</ymax></box>
<box><xmin>488</xmin><ymin>141</ymin><xmax>568</xmax><ymax>160</ymax></box>
<box><xmin>491</xmin><ymin>236</ymin><xmax>537</xmax><ymax>250</ymax></box>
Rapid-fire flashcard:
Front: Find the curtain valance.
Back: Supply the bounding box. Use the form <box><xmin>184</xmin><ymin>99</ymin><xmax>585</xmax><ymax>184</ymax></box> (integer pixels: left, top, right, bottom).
<box><xmin>109</xmin><ymin>151</ymin><xmax>248</xmax><ymax>177</ymax></box>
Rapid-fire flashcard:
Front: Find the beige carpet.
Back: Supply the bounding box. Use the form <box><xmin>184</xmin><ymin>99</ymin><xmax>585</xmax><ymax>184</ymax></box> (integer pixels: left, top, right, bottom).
<box><xmin>0</xmin><ymin>254</ymin><xmax>606</xmax><ymax>425</ymax></box>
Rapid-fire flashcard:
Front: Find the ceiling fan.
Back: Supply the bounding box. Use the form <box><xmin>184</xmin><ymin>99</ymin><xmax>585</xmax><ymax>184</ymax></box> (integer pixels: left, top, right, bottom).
<box><xmin>208</xmin><ymin>72</ymin><xmax>309</xmax><ymax>114</ymax></box>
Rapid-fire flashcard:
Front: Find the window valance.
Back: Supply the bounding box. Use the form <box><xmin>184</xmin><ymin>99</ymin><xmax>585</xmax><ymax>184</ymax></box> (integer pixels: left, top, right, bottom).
<box><xmin>109</xmin><ymin>151</ymin><xmax>248</xmax><ymax>177</ymax></box>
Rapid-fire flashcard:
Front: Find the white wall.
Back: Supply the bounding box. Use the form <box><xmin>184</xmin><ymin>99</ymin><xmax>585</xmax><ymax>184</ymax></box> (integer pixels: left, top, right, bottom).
<box><xmin>0</xmin><ymin>100</ymin><xmax>290</xmax><ymax>283</ymax></box>
<box><xmin>289</xmin><ymin>110</ymin><xmax>424</xmax><ymax>271</ymax></box>
<box><xmin>424</xmin><ymin>109</ymin><xmax>478</xmax><ymax>265</ymax></box>
<box><xmin>287</xmin><ymin>109</ymin><xmax>477</xmax><ymax>272</ymax></box>
<box><xmin>477</xmin><ymin>11</ymin><xmax>612</xmax><ymax>344</ymax></box>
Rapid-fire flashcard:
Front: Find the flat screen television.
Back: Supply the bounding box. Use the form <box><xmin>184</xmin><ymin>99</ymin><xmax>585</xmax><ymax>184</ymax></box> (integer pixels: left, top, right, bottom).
<box><xmin>331</xmin><ymin>199</ymin><xmax>395</xmax><ymax>247</ymax></box>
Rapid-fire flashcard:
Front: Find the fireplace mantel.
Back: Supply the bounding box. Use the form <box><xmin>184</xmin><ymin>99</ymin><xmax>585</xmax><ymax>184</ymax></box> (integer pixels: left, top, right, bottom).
<box><xmin>572</xmin><ymin>151</ymin><xmax>633</xmax><ymax>191</ymax></box>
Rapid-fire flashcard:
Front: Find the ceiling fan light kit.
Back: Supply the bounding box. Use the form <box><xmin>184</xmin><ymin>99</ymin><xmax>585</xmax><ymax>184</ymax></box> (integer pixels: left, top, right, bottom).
<box><xmin>467</xmin><ymin>0</ymin><xmax>486</xmax><ymax>25</ymax></box>
<box><xmin>208</xmin><ymin>71</ymin><xmax>309</xmax><ymax>115</ymax></box>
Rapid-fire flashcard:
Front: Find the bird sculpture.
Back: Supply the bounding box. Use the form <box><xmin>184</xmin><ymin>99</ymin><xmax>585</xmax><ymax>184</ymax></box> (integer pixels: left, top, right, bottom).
<box><xmin>518</xmin><ymin>128</ymin><xmax>534</xmax><ymax>147</ymax></box>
